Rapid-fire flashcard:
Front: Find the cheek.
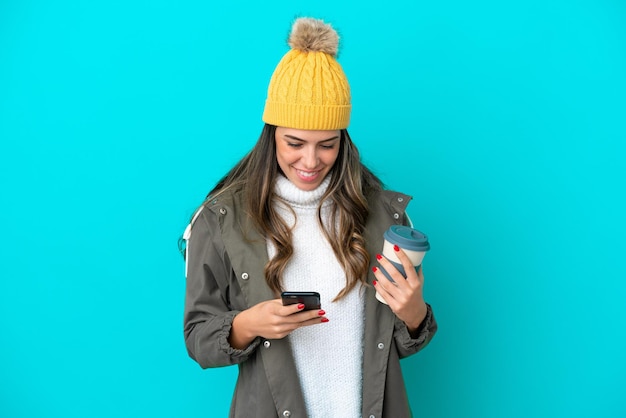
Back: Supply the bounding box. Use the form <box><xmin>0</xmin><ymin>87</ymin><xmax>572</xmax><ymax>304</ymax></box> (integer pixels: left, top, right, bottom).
<box><xmin>276</xmin><ymin>145</ymin><xmax>299</xmax><ymax>171</ymax></box>
<box><xmin>275</xmin><ymin>143</ymin><xmax>290</xmax><ymax>163</ymax></box>
<box><xmin>326</xmin><ymin>149</ymin><xmax>340</xmax><ymax>167</ymax></box>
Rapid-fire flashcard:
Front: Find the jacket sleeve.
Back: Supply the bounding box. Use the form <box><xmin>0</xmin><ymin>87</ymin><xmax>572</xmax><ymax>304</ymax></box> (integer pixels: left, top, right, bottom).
<box><xmin>183</xmin><ymin>207</ymin><xmax>260</xmax><ymax>368</ymax></box>
<box><xmin>392</xmin><ymin>303</ymin><xmax>437</xmax><ymax>359</ymax></box>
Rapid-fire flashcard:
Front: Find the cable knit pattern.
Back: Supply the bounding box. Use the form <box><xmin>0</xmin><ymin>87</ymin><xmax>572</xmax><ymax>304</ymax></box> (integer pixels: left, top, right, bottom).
<box><xmin>262</xmin><ymin>18</ymin><xmax>352</xmax><ymax>130</ymax></box>
<box><xmin>267</xmin><ymin>175</ymin><xmax>365</xmax><ymax>418</ymax></box>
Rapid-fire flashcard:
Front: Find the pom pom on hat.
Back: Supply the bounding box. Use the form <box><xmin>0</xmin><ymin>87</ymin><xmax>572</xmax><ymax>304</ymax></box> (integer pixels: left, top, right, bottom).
<box><xmin>262</xmin><ymin>17</ymin><xmax>351</xmax><ymax>130</ymax></box>
<box><xmin>288</xmin><ymin>17</ymin><xmax>339</xmax><ymax>56</ymax></box>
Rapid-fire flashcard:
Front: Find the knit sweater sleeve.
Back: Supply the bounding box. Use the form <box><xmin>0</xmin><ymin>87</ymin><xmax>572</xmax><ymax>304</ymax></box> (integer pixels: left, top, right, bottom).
<box><xmin>183</xmin><ymin>207</ymin><xmax>260</xmax><ymax>368</ymax></box>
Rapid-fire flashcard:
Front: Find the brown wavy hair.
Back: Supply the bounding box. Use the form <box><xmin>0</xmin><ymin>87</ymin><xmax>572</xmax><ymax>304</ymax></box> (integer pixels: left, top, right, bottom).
<box><xmin>206</xmin><ymin>124</ymin><xmax>382</xmax><ymax>301</ymax></box>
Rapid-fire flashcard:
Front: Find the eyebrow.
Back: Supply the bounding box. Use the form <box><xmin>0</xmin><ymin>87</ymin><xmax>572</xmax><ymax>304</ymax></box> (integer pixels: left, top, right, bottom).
<box><xmin>284</xmin><ymin>134</ymin><xmax>340</xmax><ymax>143</ymax></box>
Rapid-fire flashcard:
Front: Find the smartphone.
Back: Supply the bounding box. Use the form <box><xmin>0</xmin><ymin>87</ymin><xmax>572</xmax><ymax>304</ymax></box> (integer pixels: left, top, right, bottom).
<box><xmin>281</xmin><ymin>291</ymin><xmax>321</xmax><ymax>311</ymax></box>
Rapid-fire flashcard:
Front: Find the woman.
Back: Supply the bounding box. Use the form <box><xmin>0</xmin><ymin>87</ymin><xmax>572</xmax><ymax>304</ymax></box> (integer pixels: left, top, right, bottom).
<box><xmin>182</xmin><ymin>17</ymin><xmax>437</xmax><ymax>418</ymax></box>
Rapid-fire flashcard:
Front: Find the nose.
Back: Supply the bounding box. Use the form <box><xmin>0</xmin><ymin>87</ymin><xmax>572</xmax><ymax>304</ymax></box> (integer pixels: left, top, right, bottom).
<box><xmin>301</xmin><ymin>146</ymin><xmax>319</xmax><ymax>169</ymax></box>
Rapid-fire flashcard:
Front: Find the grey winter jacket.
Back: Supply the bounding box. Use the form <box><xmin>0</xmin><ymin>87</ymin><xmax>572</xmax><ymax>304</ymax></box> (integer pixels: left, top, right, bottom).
<box><xmin>183</xmin><ymin>188</ymin><xmax>437</xmax><ymax>417</ymax></box>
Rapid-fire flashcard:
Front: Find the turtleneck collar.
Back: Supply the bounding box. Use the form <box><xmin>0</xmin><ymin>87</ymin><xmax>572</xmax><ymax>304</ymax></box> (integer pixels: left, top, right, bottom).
<box><xmin>274</xmin><ymin>174</ymin><xmax>332</xmax><ymax>209</ymax></box>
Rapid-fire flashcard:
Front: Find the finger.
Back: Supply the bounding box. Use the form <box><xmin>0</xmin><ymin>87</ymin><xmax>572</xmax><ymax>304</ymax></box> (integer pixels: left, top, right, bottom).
<box><xmin>285</xmin><ymin>307</ymin><xmax>326</xmax><ymax>320</ymax></box>
<box><xmin>284</xmin><ymin>302</ymin><xmax>307</xmax><ymax>315</ymax></box>
<box><xmin>373</xmin><ymin>277</ymin><xmax>406</xmax><ymax>313</ymax></box>
<box><xmin>299</xmin><ymin>314</ymin><xmax>330</xmax><ymax>327</ymax></box>
<box><xmin>375</xmin><ymin>253</ymin><xmax>409</xmax><ymax>291</ymax></box>
<box><xmin>276</xmin><ymin>307</ymin><xmax>313</xmax><ymax>327</ymax></box>
<box><xmin>273</xmin><ymin>297</ymin><xmax>307</xmax><ymax>316</ymax></box>
<box><xmin>262</xmin><ymin>310</ymin><xmax>321</xmax><ymax>338</ymax></box>
<box><xmin>390</xmin><ymin>246</ymin><xmax>421</xmax><ymax>287</ymax></box>
<box><xmin>287</xmin><ymin>309</ymin><xmax>329</xmax><ymax>328</ymax></box>
<box><xmin>374</xmin><ymin>275</ymin><xmax>420</xmax><ymax>319</ymax></box>
<box><xmin>372</xmin><ymin>266</ymin><xmax>399</xmax><ymax>302</ymax></box>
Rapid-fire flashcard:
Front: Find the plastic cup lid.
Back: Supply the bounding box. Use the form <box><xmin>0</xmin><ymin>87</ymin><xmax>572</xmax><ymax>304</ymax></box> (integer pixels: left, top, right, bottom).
<box><xmin>384</xmin><ymin>225</ymin><xmax>430</xmax><ymax>252</ymax></box>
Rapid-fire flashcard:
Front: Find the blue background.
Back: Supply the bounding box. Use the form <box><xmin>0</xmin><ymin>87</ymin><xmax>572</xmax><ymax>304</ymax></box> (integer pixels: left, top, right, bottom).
<box><xmin>1</xmin><ymin>0</ymin><xmax>625</xmax><ymax>417</ymax></box>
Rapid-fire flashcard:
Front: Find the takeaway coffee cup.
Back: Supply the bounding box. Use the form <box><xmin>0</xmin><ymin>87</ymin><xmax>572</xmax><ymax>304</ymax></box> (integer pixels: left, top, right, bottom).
<box><xmin>376</xmin><ymin>225</ymin><xmax>430</xmax><ymax>304</ymax></box>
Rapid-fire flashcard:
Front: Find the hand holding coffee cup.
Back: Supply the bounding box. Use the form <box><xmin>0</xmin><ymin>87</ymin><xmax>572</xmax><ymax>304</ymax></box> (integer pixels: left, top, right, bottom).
<box><xmin>374</xmin><ymin>225</ymin><xmax>430</xmax><ymax>304</ymax></box>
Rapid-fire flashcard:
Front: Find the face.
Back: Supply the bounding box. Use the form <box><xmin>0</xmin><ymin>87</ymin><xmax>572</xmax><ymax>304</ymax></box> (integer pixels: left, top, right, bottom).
<box><xmin>275</xmin><ymin>127</ymin><xmax>341</xmax><ymax>191</ymax></box>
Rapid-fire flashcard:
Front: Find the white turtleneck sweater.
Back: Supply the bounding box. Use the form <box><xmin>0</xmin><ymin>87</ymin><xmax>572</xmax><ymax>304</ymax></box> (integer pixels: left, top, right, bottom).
<box><xmin>267</xmin><ymin>175</ymin><xmax>365</xmax><ymax>418</ymax></box>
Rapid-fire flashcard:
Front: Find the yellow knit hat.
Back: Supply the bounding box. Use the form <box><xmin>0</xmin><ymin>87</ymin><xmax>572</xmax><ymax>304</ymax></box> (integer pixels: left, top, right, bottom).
<box><xmin>262</xmin><ymin>18</ymin><xmax>351</xmax><ymax>130</ymax></box>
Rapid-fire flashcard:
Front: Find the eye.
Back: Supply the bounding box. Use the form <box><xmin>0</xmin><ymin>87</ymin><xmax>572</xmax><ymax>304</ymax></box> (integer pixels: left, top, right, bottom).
<box><xmin>287</xmin><ymin>143</ymin><xmax>303</xmax><ymax>148</ymax></box>
<box><xmin>320</xmin><ymin>144</ymin><xmax>336</xmax><ymax>150</ymax></box>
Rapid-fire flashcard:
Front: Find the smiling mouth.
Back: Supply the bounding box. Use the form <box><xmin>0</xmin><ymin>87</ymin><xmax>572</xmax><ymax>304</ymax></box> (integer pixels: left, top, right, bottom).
<box><xmin>295</xmin><ymin>169</ymin><xmax>323</xmax><ymax>181</ymax></box>
<box><xmin>297</xmin><ymin>169</ymin><xmax>319</xmax><ymax>178</ymax></box>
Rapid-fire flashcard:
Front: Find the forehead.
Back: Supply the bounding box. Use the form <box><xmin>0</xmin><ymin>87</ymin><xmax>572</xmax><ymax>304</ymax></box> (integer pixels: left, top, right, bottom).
<box><xmin>275</xmin><ymin>127</ymin><xmax>341</xmax><ymax>141</ymax></box>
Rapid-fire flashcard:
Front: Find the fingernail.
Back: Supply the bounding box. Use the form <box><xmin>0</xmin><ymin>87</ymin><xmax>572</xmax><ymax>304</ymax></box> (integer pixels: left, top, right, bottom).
<box><xmin>373</xmin><ymin>280</ymin><xmax>377</xmax><ymax>286</ymax></box>
<box><xmin>376</xmin><ymin>254</ymin><xmax>382</xmax><ymax>260</ymax></box>
<box><xmin>321</xmin><ymin>318</ymin><xmax>329</xmax><ymax>323</ymax></box>
<box><xmin>393</xmin><ymin>244</ymin><xmax>400</xmax><ymax>252</ymax></box>
<box><xmin>318</xmin><ymin>310</ymin><xmax>325</xmax><ymax>316</ymax></box>
<box><xmin>297</xmin><ymin>303</ymin><xmax>305</xmax><ymax>309</ymax></box>
<box><xmin>372</xmin><ymin>266</ymin><xmax>378</xmax><ymax>273</ymax></box>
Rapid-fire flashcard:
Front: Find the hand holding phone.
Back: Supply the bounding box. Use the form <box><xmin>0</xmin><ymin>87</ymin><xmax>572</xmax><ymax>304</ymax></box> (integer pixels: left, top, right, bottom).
<box><xmin>281</xmin><ymin>291</ymin><xmax>321</xmax><ymax>311</ymax></box>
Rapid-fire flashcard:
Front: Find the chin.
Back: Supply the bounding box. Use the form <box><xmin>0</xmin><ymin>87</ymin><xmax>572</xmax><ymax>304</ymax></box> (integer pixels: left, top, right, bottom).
<box><xmin>294</xmin><ymin>181</ymin><xmax>320</xmax><ymax>191</ymax></box>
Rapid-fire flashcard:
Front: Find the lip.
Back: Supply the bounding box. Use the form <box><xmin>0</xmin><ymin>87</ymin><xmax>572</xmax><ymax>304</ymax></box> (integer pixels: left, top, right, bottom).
<box><xmin>295</xmin><ymin>168</ymin><xmax>322</xmax><ymax>182</ymax></box>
